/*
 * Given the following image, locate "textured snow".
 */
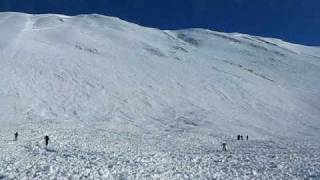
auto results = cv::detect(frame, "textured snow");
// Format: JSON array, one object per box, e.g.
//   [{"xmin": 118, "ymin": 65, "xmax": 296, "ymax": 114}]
[
  {"xmin": 0, "ymin": 12, "xmax": 320, "ymax": 179},
  {"xmin": 1, "ymin": 121, "xmax": 320, "ymax": 179}
]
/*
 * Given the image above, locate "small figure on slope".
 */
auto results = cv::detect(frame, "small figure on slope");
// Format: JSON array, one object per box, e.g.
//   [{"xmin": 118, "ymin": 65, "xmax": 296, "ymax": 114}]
[
  {"xmin": 222, "ymin": 143, "xmax": 227, "ymax": 152},
  {"xmin": 14, "ymin": 132, "xmax": 18, "ymax": 141},
  {"xmin": 44, "ymin": 135, "xmax": 50, "ymax": 147}
]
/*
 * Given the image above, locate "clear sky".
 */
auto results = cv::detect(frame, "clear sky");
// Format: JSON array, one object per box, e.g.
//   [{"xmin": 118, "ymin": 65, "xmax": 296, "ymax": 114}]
[{"xmin": 0, "ymin": 0, "xmax": 319, "ymax": 46}]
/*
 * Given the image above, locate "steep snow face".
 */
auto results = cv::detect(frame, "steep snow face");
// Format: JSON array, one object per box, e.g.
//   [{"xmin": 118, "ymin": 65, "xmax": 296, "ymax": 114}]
[{"xmin": 0, "ymin": 12, "xmax": 319, "ymax": 141}]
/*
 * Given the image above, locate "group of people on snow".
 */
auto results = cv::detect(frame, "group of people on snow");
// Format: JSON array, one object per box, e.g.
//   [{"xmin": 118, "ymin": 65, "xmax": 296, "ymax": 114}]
[
  {"xmin": 14, "ymin": 132, "xmax": 50, "ymax": 147},
  {"xmin": 14, "ymin": 131, "xmax": 249, "ymax": 152},
  {"xmin": 237, "ymin": 134, "xmax": 248, "ymax": 141}
]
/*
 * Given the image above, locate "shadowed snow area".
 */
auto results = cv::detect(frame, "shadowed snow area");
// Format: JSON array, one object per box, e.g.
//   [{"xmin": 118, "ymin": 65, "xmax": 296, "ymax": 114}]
[{"xmin": 0, "ymin": 12, "xmax": 320, "ymax": 179}]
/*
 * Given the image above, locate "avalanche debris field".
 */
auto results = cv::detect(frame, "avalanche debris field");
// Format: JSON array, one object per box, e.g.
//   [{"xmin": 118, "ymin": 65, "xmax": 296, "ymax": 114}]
[{"xmin": 1, "ymin": 120, "xmax": 320, "ymax": 179}]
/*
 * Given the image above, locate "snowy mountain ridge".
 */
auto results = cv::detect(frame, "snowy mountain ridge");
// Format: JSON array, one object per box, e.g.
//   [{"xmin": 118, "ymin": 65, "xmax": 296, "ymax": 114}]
[
  {"xmin": 1, "ymin": 12, "xmax": 320, "ymax": 179},
  {"xmin": 0, "ymin": 12, "xmax": 320, "ymax": 142}
]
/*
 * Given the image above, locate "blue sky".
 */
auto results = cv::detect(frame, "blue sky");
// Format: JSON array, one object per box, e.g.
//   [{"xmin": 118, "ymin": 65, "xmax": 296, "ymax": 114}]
[{"xmin": 1, "ymin": 0, "xmax": 319, "ymax": 46}]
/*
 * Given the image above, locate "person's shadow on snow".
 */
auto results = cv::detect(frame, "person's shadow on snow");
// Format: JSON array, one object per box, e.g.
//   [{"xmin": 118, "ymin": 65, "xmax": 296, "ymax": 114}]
[{"xmin": 45, "ymin": 147, "xmax": 56, "ymax": 153}]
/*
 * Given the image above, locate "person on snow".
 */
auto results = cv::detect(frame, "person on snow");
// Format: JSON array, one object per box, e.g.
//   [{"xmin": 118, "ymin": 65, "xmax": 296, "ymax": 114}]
[
  {"xmin": 222, "ymin": 143, "xmax": 227, "ymax": 151},
  {"xmin": 14, "ymin": 132, "xmax": 18, "ymax": 141},
  {"xmin": 44, "ymin": 135, "xmax": 50, "ymax": 147},
  {"xmin": 237, "ymin": 135, "xmax": 241, "ymax": 140}
]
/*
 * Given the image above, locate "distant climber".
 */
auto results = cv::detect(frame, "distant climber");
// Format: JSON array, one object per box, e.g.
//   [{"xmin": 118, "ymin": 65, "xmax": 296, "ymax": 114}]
[
  {"xmin": 44, "ymin": 135, "xmax": 50, "ymax": 147},
  {"xmin": 14, "ymin": 132, "xmax": 18, "ymax": 141},
  {"xmin": 237, "ymin": 135, "xmax": 241, "ymax": 140},
  {"xmin": 246, "ymin": 135, "xmax": 249, "ymax": 140},
  {"xmin": 240, "ymin": 135, "xmax": 243, "ymax": 140},
  {"xmin": 222, "ymin": 143, "xmax": 227, "ymax": 151}
]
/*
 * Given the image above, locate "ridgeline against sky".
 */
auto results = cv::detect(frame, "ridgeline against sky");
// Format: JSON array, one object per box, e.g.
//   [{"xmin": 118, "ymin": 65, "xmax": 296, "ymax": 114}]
[{"xmin": 0, "ymin": 0, "xmax": 319, "ymax": 46}]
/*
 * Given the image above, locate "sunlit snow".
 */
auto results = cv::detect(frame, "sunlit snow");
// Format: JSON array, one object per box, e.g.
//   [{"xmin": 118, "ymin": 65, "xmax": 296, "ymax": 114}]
[{"xmin": 0, "ymin": 12, "xmax": 319, "ymax": 179}]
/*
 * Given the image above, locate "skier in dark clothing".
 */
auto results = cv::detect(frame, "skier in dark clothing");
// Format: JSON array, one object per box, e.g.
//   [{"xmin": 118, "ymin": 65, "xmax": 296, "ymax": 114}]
[
  {"xmin": 246, "ymin": 135, "xmax": 249, "ymax": 140},
  {"xmin": 14, "ymin": 132, "xmax": 18, "ymax": 141},
  {"xmin": 44, "ymin": 135, "xmax": 50, "ymax": 147},
  {"xmin": 237, "ymin": 135, "xmax": 241, "ymax": 140}
]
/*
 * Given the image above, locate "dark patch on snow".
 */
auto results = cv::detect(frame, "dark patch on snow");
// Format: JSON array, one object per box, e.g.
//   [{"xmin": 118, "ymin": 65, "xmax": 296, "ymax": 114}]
[
  {"xmin": 307, "ymin": 174, "xmax": 320, "ymax": 179},
  {"xmin": 58, "ymin": 18, "xmax": 65, "ymax": 22},
  {"xmin": 172, "ymin": 46, "xmax": 189, "ymax": 53},
  {"xmin": 247, "ymin": 42, "xmax": 269, "ymax": 52},
  {"xmin": 272, "ymin": 50, "xmax": 286, "ymax": 57},
  {"xmin": 183, "ymin": 119, "xmax": 199, "ymax": 126},
  {"xmin": 177, "ymin": 33, "xmax": 201, "ymax": 46},
  {"xmin": 255, "ymin": 37, "xmax": 279, "ymax": 47},
  {"xmin": 172, "ymin": 110, "xmax": 206, "ymax": 129},
  {"xmin": 255, "ymin": 37, "xmax": 298, "ymax": 55},
  {"xmin": 222, "ymin": 59, "xmax": 274, "ymax": 82},
  {"xmin": 211, "ymin": 33, "xmax": 241, "ymax": 43},
  {"xmin": 241, "ymin": 36, "xmax": 288, "ymax": 57},
  {"xmin": 141, "ymin": 42, "xmax": 166, "ymax": 57},
  {"xmin": 45, "ymin": 147, "xmax": 57, "ymax": 153},
  {"xmin": 144, "ymin": 47, "xmax": 166, "ymax": 57},
  {"xmin": 163, "ymin": 31, "xmax": 179, "ymax": 41},
  {"xmin": 75, "ymin": 44, "xmax": 99, "ymax": 54},
  {"xmin": 175, "ymin": 57, "xmax": 183, "ymax": 61}
]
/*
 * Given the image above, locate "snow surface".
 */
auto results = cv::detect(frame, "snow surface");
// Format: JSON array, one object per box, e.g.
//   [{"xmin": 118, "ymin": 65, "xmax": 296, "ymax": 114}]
[{"xmin": 0, "ymin": 12, "xmax": 320, "ymax": 179}]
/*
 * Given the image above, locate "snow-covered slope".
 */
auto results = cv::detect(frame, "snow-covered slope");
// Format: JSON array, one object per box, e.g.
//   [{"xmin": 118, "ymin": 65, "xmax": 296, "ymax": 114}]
[
  {"xmin": 0, "ymin": 12, "xmax": 319, "ymax": 141},
  {"xmin": 1, "ymin": 12, "xmax": 320, "ymax": 179}
]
